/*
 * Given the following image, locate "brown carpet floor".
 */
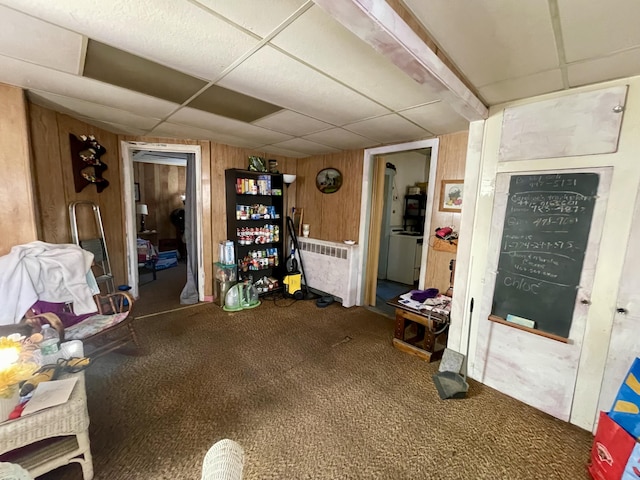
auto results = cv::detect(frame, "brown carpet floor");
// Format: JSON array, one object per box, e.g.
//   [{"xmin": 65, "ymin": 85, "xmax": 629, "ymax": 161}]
[{"xmin": 40, "ymin": 299, "xmax": 592, "ymax": 479}]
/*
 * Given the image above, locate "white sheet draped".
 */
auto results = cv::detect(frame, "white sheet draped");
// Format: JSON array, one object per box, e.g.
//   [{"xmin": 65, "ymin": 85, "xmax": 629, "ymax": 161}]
[{"xmin": 0, "ymin": 241, "xmax": 98, "ymax": 325}]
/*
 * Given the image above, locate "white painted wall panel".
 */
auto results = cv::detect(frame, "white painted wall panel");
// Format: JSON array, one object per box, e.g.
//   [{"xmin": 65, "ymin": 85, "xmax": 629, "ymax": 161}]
[{"xmin": 499, "ymin": 86, "xmax": 627, "ymax": 161}]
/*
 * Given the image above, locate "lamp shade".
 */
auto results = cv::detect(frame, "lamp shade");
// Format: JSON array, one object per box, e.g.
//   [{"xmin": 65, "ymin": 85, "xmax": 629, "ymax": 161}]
[
  {"xmin": 283, "ymin": 174, "xmax": 296, "ymax": 185},
  {"xmin": 136, "ymin": 204, "xmax": 148, "ymax": 215}
]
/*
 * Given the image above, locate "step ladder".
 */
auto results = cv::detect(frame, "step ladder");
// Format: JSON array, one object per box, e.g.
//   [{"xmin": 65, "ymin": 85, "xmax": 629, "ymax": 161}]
[{"xmin": 69, "ymin": 201, "xmax": 115, "ymax": 294}]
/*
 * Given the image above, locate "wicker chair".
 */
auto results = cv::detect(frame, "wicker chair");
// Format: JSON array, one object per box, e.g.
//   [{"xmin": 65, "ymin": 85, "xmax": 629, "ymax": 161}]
[
  {"xmin": 24, "ymin": 291, "xmax": 139, "ymax": 359},
  {"xmin": 201, "ymin": 439, "xmax": 244, "ymax": 480}
]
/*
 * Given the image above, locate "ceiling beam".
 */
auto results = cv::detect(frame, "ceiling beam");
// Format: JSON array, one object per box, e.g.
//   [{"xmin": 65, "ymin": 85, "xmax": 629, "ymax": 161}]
[{"xmin": 312, "ymin": 0, "xmax": 488, "ymax": 121}]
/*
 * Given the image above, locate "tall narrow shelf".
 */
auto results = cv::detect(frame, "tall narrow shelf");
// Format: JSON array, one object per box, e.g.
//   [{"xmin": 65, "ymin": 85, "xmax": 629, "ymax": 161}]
[
  {"xmin": 225, "ymin": 169, "xmax": 285, "ymax": 289},
  {"xmin": 403, "ymin": 194, "xmax": 427, "ymax": 233}
]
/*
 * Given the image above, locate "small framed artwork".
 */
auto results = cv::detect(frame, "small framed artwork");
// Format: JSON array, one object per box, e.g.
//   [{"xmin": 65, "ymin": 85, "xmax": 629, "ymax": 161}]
[
  {"xmin": 134, "ymin": 182, "xmax": 140, "ymax": 202},
  {"xmin": 316, "ymin": 168, "xmax": 343, "ymax": 194},
  {"xmin": 439, "ymin": 179, "xmax": 464, "ymax": 212}
]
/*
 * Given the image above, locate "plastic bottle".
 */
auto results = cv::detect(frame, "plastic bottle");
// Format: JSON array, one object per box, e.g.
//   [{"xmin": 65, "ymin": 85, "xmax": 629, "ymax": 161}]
[{"xmin": 40, "ymin": 324, "xmax": 60, "ymax": 364}]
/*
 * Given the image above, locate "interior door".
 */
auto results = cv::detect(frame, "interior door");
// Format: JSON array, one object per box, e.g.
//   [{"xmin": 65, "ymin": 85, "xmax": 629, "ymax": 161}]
[
  {"xmin": 473, "ymin": 167, "xmax": 612, "ymax": 422},
  {"xmin": 364, "ymin": 156, "xmax": 386, "ymax": 306},
  {"xmin": 597, "ymin": 190, "xmax": 640, "ymax": 415}
]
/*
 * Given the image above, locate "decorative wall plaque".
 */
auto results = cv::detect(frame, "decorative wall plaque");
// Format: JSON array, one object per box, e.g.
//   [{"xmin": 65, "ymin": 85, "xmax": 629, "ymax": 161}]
[{"xmin": 69, "ymin": 134, "xmax": 109, "ymax": 193}]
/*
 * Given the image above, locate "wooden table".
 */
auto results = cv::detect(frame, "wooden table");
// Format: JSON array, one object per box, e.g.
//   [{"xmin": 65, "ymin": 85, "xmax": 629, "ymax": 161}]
[{"xmin": 387, "ymin": 294, "xmax": 451, "ymax": 363}]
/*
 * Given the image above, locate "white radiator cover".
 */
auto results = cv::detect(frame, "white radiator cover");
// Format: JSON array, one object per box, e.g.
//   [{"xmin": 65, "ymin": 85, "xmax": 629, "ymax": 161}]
[{"xmin": 297, "ymin": 238, "xmax": 359, "ymax": 307}]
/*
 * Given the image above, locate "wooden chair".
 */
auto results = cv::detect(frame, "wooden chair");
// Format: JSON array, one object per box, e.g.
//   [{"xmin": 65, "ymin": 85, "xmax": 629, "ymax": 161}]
[{"xmin": 24, "ymin": 291, "xmax": 139, "ymax": 359}]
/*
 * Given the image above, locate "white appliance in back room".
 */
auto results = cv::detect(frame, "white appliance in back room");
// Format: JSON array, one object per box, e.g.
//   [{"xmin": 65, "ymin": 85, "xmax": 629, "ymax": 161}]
[
  {"xmin": 377, "ymin": 163, "xmax": 397, "ymax": 280},
  {"xmin": 387, "ymin": 230, "xmax": 423, "ymax": 285}
]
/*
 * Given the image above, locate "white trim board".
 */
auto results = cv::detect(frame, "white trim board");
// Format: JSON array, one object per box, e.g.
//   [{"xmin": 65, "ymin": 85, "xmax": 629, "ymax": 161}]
[{"xmin": 357, "ymin": 138, "xmax": 440, "ymax": 305}]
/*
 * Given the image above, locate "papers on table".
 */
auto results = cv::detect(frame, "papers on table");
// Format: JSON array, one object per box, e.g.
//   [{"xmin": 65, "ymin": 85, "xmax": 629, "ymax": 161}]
[
  {"xmin": 21, "ymin": 378, "xmax": 77, "ymax": 416},
  {"xmin": 398, "ymin": 292, "xmax": 452, "ymax": 316}
]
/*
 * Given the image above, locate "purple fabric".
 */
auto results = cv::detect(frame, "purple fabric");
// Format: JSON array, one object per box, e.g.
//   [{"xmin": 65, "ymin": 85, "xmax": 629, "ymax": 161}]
[
  {"xmin": 410, "ymin": 288, "xmax": 439, "ymax": 302},
  {"xmin": 29, "ymin": 300, "xmax": 94, "ymax": 328}
]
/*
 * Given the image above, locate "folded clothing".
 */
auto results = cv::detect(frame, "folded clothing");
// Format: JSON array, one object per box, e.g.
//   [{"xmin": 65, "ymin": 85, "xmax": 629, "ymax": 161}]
[{"xmin": 410, "ymin": 288, "xmax": 439, "ymax": 302}]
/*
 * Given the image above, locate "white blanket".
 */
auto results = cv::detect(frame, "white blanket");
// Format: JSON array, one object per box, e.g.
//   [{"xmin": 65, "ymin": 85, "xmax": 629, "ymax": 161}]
[{"xmin": 0, "ymin": 241, "xmax": 99, "ymax": 325}]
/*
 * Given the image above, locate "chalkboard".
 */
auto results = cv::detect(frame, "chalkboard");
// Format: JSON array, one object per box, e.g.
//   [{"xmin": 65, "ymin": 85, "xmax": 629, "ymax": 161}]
[{"xmin": 492, "ymin": 173, "xmax": 599, "ymax": 338}]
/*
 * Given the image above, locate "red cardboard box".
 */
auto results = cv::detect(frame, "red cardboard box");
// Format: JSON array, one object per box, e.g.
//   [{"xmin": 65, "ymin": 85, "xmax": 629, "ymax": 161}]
[{"xmin": 589, "ymin": 412, "xmax": 640, "ymax": 480}]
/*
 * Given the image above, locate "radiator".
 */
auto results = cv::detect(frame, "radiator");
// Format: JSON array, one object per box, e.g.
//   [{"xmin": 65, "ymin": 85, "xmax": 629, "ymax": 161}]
[{"xmin": 297, "ymin": 238, "xmax": 359, "ymax": 307}]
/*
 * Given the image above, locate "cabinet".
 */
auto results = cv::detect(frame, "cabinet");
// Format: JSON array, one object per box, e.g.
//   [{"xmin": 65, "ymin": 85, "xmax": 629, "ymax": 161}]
[
  {"xmin": 403, "ymin": 194, "xmax": 427, "ymax": 233},
  {"xmin": 225, "ymin": 169, "xmax": 285, "ymax": 289}
]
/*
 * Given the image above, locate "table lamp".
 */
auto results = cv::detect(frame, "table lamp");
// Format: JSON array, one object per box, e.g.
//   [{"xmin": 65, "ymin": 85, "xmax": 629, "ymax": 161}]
[{"xmin": 136, "ymin": 203, "xmax": 148, "ymax": 232}]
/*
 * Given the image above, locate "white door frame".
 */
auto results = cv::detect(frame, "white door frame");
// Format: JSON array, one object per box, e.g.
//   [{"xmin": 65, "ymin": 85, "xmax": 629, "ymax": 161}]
[
  {"xmin": 357, "ymin": 138, "xmax": 440, "ymax": 305},
  {"xmin": 120, "ymin": 141, "xmax": 204, "ymax": 301}
]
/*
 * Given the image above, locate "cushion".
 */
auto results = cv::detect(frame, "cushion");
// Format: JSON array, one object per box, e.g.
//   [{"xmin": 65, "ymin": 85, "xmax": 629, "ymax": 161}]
[
  {"xmin": 65, "ymin": 311, "xmax": 130, "ymax": 340},
  {"xmin": 29, "ymin": 300, "xmax": 94, "ymax": 328}
]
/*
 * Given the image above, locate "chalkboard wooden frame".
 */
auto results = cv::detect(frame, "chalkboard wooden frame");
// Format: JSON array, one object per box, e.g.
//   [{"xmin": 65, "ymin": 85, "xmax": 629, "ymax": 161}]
[
  {"xmin": 489, "ymin": 172, "xmax": 600, "ymax": 339},
  {"xmin": 481, "ymin": 168, "xmax": 612, "ymax": 345}
]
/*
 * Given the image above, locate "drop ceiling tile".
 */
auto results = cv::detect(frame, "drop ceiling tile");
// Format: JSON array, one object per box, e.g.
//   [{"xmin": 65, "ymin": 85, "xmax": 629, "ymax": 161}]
[
  {"xmin": 188, "ymin": 84, "xmax": 282, "ymax": 123},
  {"xmin": 403, "ymin": 0, "xmax": 558, "ymax": 86},
  {"xmin": 0, "ymin": 5, "xmax": 82, "ymax": 73},
  {"xmin": 343, "ymin": 114, "xmax": 429, "ymax": 143},
  {"xmin": 192, "ymin": 0, "xmax": 308, "ymax": 37},
  {"xmin": 477, "ymin": 69, "xmax": 564, "ymax": 106},
  {"xmin": 272, "ymin": 138, "xmax": 340, "ymax": 155},
  {"xmin": 271, "ymin": 5, "xmax": 441, "ymax": 110},
  {"xmin": 559, "ymin": 0, "xmax": 640, "ymax": 62},
  {"xmin": 260, "ymin": 145, "xmax": 309, "ymax": 158},
  {"xmin": 73, "ymin": 117, "xmax": 149, "ymax": 136},
  {"xmin": 567, "ymin": 48, "xmax": 640, "ymax": 88},
  {"xmin": 84, "ymin": 40, "xmax": 207, "ymax": 104},
  {"xmin": 399, "ymin": 102, "xmax": 467, "ymax": 135},
  {"xmin": 253, "ymin": 110, "xmax": 334, "ymax": 136},
  {"xmin": 1, "ymin": 0, "xmax": 258, "ymax": 80},
  {"xmin": 168, "ymin": 107, "xmax": 293, "ymax": 145},
  {"xmin": 28, "ymin": 90, "xmax": 161, "ymax": 130},
  {"xmin": 303, "ymin": 128, "xmax": 378, "ymax": 150},
  {"xmin": 0, "ymin": 54, "xmax": 180, "ymax": 118},
  {"xmin": 151, "ymin": 122, "xmax": 263, "ymax": 149},
  {"xmin": 218, "ymin": 45, "xmax": 389, "ymax": 125}
]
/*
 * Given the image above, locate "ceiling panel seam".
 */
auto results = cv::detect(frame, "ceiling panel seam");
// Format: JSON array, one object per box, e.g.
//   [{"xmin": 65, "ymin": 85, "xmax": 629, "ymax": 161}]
[{"xmin": 547, "ymin": 0, "xmax": 569, "ymax": 89}]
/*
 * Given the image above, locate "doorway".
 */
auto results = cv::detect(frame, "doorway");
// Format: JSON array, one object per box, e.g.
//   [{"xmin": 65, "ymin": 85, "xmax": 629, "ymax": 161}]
[
  {"xmin": 374, "ymin": 148, "xmax": 432, "ymax": 316},
  {"xmin": 121, "ymin": 141, "xmax": 204, "ymax": 310},
  {"xmin": 357, "ymin": 138, "xmax": 440, "ymax": 309}
]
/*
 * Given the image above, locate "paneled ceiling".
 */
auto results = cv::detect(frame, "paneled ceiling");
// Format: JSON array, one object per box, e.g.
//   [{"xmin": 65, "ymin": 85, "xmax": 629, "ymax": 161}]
[{"xmin": 0, "ymin": 0, "xmax": 637, "ymax": 157}]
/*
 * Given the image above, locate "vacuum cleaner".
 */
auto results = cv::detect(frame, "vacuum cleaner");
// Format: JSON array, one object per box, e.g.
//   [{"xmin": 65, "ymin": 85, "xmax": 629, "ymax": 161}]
[{"xmin": 282, "ymin": 216, "xmax": 316, "ymax": 301}]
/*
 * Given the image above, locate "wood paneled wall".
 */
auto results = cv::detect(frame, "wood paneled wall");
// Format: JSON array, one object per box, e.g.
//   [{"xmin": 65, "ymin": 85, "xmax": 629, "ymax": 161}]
[
  {"xmin": 133, "ymin": 162, "xmax": 186, "ymax": 240},
  {"xmin": 295, "ymin": 150, "xmax": 364, "ymax": 242},
  {"xmin": 29, "ymin": 103, "xmax": 127, "ymax": 285},
  {"xmin": 0, "ymin": 84, "xmax": 38, "ymax": 255},
  {"xmin": 424, "ymin": 131, "xmax": 469, "ymax": 292}
]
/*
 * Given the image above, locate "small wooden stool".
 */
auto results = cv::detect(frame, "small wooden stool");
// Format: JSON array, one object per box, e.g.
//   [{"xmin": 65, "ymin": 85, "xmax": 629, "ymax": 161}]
[{"xmin": 387, "ymin": 295, "xmax": 450, "ymax": 362}]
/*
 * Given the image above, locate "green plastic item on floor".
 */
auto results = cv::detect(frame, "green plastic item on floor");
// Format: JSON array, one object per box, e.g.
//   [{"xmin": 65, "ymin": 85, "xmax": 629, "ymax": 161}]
[{"xmin": 223, "ymin": 281, "xmax": 260, "ymax": 312}]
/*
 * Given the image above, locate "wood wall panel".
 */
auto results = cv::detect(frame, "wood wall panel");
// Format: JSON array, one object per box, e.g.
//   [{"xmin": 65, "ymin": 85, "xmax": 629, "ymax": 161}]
[
  {"xmin": 29, "ymin": 103, "xmax": 66, "ymax": 244},
  {"xmin": 295, "ymin": 158, "xmax": 323, "ymax": 238},
  {"xmin": 321, "ymin": 150, "xmax": 363, "ymax": 242},
  {"xmin": 0, "ymin": 84, "xmax": 37, "ymax": 255},
  {"xmin": 293, "ymin": 150, "xmax": 363, "ymax": 242},
  {"xmin": 133, "ymin": 162, "xmax": 186, "ymax": 240},
  {"xmin": 424, "ymin": 131, "xmax": 469, "ymax": 292},
  {"xmin": 55, "ymin": 113, "xmax": 127, "ymax": 285}
]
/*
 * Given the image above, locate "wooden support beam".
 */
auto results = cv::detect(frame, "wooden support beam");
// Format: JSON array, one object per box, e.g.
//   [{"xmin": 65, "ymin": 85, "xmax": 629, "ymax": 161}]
[{"xmin": 312, "ymin": 0, "xmax": 488, "ymax": 121}]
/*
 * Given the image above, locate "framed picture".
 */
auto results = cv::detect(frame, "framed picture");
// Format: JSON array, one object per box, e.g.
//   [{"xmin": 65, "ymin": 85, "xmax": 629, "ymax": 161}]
[
  {"xmin": 439, "ymin": 179, "xmax": 464, "ymax": 212},
  {"xmin": 134, "ymin": 182, "xmax": 140, "ymax": 202},
  {"xmin": 316, "ymin": 168, "xmax": 343, "ymax": 194}
]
